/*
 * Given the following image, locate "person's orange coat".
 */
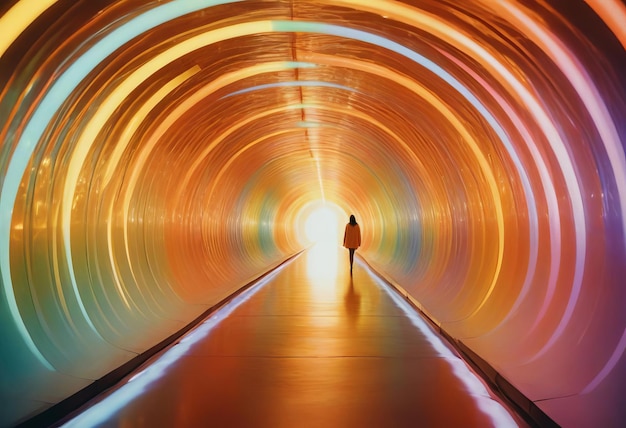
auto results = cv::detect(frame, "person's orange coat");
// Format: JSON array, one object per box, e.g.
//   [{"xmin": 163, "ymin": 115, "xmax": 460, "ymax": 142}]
[{"xmin": 343, "ymin": 224, "xmax": 361, "ymax": 249}]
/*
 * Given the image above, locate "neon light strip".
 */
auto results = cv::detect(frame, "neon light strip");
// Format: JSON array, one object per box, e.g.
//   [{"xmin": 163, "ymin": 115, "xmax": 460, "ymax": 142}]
[
  {"xmin": 365, "ymin": 260, "xmax": 519, "ymax": 428},
  {"xmin": 103, "ymin": 66, "xmax": 201, "ymax": 311},
  {"xmin": 584, "ymin": 0, "xmax": 626, "ymax": 49},
  {"xmin": 0, "ymin": 0, "xmax": 241, "ymax": 367},
  {"xmin": 500, "ymin": 3, "xmax": 625, "ymax": 364},
  {"xmin": 327, "ymin": 0, "xmax": 588, "ymax": 335},
  {"xmin": 272, "ymin": 21, "xmax": 506, "ymax": 319},
  {"xmin": 436, "ymin": 51, "xmax": 548, "ymax": 325},
  {"xmin": 0, "ymin": 0, "xmax": 58, "ymax": 59},
  {"xmin": 225, "ymin": 80, "xmax": 355, "ymax": 97},
  {"xmin": 126, "ymin": 61, "xmax": 315, "ymax": 208},
  {"xmin": 60, "ymin": 259, "xmax": 294, "ymax": 427}
]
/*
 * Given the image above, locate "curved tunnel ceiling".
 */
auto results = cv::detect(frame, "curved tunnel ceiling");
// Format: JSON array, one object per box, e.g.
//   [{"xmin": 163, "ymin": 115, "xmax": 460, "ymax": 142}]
[{"xmin": 1, "ymin": 1, "xmax": 625, "ymax": 426}]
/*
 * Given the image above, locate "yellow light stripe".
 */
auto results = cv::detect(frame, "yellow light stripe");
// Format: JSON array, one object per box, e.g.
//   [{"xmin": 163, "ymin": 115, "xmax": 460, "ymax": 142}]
[
  {"xmin": 0, "ymin": 0, "xmax": 58, "ymax": 59},
  {"xmin": 103, "ymin": 66, "xmax": 201, "ymax": 310}
]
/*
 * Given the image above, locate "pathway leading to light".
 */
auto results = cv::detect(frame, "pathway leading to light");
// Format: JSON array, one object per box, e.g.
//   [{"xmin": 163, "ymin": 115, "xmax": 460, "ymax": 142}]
[{"xmin": 61, "ymin": 245, "xmax": 525, "ymax": 427}]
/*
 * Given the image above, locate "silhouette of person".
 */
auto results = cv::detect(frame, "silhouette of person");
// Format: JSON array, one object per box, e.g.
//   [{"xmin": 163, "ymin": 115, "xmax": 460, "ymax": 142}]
[{"xmin": 343, "ymin": 214, "xmax": 361, "ymax": 275}]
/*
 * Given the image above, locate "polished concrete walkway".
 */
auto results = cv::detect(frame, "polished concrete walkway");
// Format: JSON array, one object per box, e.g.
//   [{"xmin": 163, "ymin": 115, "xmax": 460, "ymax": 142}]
[{"xmin": 62, "ymin": 245, "xmax": 525, "ymax": 427}]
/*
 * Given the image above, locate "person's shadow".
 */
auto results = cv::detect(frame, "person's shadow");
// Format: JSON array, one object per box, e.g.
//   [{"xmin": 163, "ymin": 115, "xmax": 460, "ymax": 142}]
[{"xmin": 344, "ymin": 277, "xmax": 361, "ymax": 327}]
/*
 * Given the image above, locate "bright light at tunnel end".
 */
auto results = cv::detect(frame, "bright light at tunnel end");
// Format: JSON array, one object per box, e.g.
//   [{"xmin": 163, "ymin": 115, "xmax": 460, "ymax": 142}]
[{"xmin": 302, "ymin": 203, "xmax": 346, "ymax": 246}]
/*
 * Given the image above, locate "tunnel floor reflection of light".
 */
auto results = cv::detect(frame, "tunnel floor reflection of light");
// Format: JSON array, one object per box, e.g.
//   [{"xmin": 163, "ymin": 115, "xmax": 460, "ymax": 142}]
[
  {"xmin": 58, "ymin": 247, "xmax": 523, "ymax": 427},
  {"xmin": 366, "ymin": 263, "xmax": 519, "ymax": 428},
  {"xmin": 307, "ymin": 242, "xmax": 341, "ymax": 301},
  {"xmin": 58, "ymin": 260, "xmax": 293, "ymax": 428}
]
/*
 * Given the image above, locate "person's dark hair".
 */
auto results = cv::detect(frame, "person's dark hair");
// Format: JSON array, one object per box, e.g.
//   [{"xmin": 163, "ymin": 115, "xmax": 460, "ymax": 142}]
[{"xmin": 349, "ymin": 214, "xmax": 357, "ymax": 226}]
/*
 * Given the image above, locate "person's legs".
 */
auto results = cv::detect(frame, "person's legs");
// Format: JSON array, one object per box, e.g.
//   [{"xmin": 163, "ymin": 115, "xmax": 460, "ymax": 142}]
[{"xmin": 349, "ymin": 248, "xmax": 355, "ymax": 273}]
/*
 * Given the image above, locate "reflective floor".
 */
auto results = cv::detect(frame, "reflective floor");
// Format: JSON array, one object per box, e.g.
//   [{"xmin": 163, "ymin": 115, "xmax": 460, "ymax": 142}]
[{"xmin": 62, "ymin": 245, "xmax": 525, "ymax": 427}]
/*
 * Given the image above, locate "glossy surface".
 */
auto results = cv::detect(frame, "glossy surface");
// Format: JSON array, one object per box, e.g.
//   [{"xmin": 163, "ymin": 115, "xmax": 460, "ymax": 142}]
[
  {"xmin": 0, "ymin": 1, "xmax": 625, "ymax": 427},
  {"xmin": 62, "ymin": 246, "xmax": 522, "ymax": 428}
]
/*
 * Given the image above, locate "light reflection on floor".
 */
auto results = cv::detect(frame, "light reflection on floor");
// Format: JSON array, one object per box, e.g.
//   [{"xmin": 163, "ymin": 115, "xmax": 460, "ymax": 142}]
[
  {"xmin": 60, "ymin": 246, "xmax": 523, "ymax": 427},
  {"xmin": 306, "ymin": 242, "xmax": 341, "ymax": 294},
  {"xmin": 59, "ymin": 261, "xmax": 293, "ymax": 428},
  {"xmin": 368, "ymin": 268, "xmax": 520, "ymax": 427}
]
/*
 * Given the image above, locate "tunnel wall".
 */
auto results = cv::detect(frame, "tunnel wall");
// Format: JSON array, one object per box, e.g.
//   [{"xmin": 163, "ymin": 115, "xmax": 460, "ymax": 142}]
[{"xmin": 1, "ymin": 1, "xmax": 625, "ymax": 427}]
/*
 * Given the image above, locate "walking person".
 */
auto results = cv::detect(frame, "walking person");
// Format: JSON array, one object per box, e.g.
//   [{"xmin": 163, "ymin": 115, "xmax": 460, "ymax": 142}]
[{"xmin": 343, "ymin": 214, "xmax": 361, "ymax": 275}]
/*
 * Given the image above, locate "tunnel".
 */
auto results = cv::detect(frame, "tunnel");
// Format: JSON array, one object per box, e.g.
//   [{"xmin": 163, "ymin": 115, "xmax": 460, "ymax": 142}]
[{"xmin": 1, "ymin": 0, "xmax": 625, "ymax": 426}]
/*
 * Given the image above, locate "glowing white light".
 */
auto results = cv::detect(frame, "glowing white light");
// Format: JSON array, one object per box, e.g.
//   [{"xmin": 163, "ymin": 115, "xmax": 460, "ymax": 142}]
[
  {"xmin": 306, "ymin": 243, "xmax": 340, "ymax": 298},
  {"xmin": 304, "ymin": 205, "xmax": 342, "ymax": 245}
]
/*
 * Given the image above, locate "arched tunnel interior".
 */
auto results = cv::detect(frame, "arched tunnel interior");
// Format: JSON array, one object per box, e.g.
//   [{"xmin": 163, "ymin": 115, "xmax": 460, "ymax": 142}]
[{"xmin": 1, "ymin": 1, "xmax": 625, "ymax": 426}]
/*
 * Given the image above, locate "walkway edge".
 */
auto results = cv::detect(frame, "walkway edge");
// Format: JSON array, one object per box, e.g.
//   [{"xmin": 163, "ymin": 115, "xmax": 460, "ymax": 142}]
[
  {"xmin": 19, "ymin": 251, "xmax": 304, "ymax": 428},
  {"xmin": 359, "ymin": 256, "xmax": 559, "ymax": 428}
]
